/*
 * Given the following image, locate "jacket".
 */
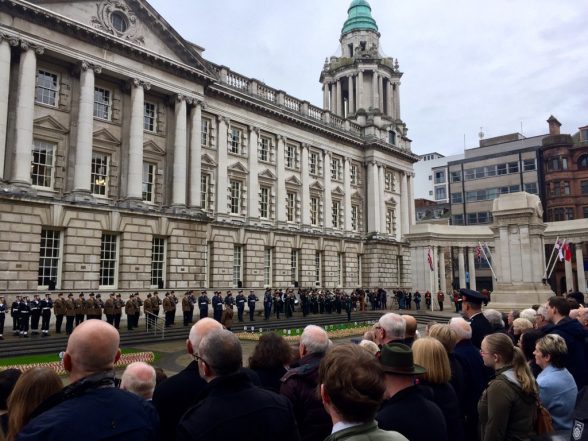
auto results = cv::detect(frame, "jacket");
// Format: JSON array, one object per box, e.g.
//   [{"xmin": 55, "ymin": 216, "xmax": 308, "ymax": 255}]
[
  {"xmin": 325, "ymin": 421, "xmax": 408, "ymax": 441},
  {"xmin": 418, "ymin": 381, "xmax": 466, "ymax": 441},
  {"xmin": 536, "ymin": 364, "xmax": 577, "ymax": 430},
  {"xmin": 478, "ymin": 366, "xmax": 536, "ymax": 441},
  {"xmin": 469, "ymin": 312, "xmax": 493, "ymax": 349}
]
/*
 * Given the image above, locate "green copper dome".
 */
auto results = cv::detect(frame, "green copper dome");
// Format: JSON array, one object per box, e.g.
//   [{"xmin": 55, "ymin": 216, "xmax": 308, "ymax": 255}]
[{"xmin": 341, "ymin": 0, "xmax": 379, "ymax": 35}]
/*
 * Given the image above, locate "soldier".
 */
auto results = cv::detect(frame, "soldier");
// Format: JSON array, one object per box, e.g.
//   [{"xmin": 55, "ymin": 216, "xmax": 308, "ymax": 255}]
[
  {"xmin": 162, "ymin": 292, "xmax": 174, "ymax": 328},
  {"xmin": 248, "ymin": 290, "xmax": 259, "ymax": 322},
  {"xmin": 0, "ymin": 295, "xmax": 6, "ymax": 339},
  {"xmin": 86, "ymin": 293, "xmax": 97, "ymax": 320},
  {"xmin": 18, "ymin": 296, "xmax": 31, "ymax": 337},
  {"xmin": 74, "ymin": 293, "xmax": 86, "ymax": 326},
  {"xmin": 65, "ymin": 293, "xmax": 76, "ymax": 335},
  {"xmin": 133, "ymin": 293, "xmax": 143, "ymax": 329},
  {"xmin": 152, "ymin": 291, "xmax": 162, "ymax": 321},
  {"xmin": 30, "ymin": 294, "xmax": 41, "ymax": 335},
  {"xmin": 436, "ymin": 290, "xmax": 445, "ymax": 311},
  {"xmin": 94, "ymin": 294, "xmax": 104, "ymax": 320},
  {"xmin": 40, "ymin": 293, "xmax": 53, "ymax": 337},
  {"xmin": 113, "ymin": 294, "xmax": 123, "ymax": 329},
  {"xmin": 198, "ymin": 290, "xmax": 210, "ymax": 320},
  {"xmin": 263, "ymin": 289, "xmax": 273, "ymax": 320},
  {"xmin": 222, "ymin": 291, "xmax": 235, "ymax": 330},
  {"xmin": 170, "ymin": 291, "xmax": 178, "ymax": 325},
  {"xmin": 11, "ymin": 295, "xmax": 21, "ymax": 336},
  {"xmin": 104, "ymin": 293, "xmax": 115, "ymax": 325},
  {"xmin": 212, "ymin": 291, "xmax": 223, "ymax": 323},
  {"xmin": 235, "ymin": 290, "xmax": 246, "ymax": 322},
  {"xmin": 143, "ymin": 293, "xmax": 153, "ymax": 329},
  {"xmin": 425, "ymin": 291, "xmax": 432, "ymax": 309},
  {"xmin": 125, "ymin": 294, "xmax": 137, "ymax": 331},
  {"xmin": 182, "ymin": 291, "xmax": 192, "ymax": 327},
  {"xmin": 53, "ymin": 293, "xmax": 66, "ymax": 334}
]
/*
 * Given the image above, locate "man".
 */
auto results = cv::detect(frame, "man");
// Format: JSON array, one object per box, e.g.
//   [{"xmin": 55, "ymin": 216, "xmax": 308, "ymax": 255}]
[
  {"xmin": 143, "ymin": 293, "xmax": 153, "ymax": 328},
  {"xmin": 248, "ymin": 290, "xmax": 259, "ymax": 321},
  {"xmin": 18, "ymin": 320, "xmax": 159, "ymax": 441},
  {"xmin": 535, "ymin": 304, "xmax": 550, "ymax": 329},
  {"xmin": 74, "ymin": 293, "xmax": 85, "ymax": 326},
  {"xmin": 212, "ymin": 291, "xmax": 223, "ymax": 323},
  {"xmin": 40, "ymin": 293, "xmax": 53, "ymax": 337},
  {"xmin": 182, "ymin": 291, "xmax": 192, "ymax": 326},
  {"xmin": 65, "ymin": 293, "xmax": 76, "ymax": 335},
  {"xmin": 235, "ymin": 290, "xmax": 246, "ymax": 322},
  {"xmin": 30, "ymin": 294, "xmax": 41, "ymax": 335},
  {"xmin": 0, "ymin": 296, "xmax": 6, "ymax": 340},
  {"xmin": 94, "ymin": 294, "xmax": 104, "ymax": 320},
  {"xmin": 113, "ymin": 294, "xmax": 123, "ymax": 329},
  {"xmin": 177, "ymin": 329, "xmax": 300, "ymax": 441},
  {"xmin": 374, "ymin": 312, "xmax": 406, "ymax": 347},
  {"xmin": 280, "ymin": 325, "xmax": 331, "ymax": 441},
  {"xmin": 18, "ymin": 296, "xmax": 30, "ymax": 337},
  {"xmin": 263, "ymin": 289, "xmax": 273, "ymax": 320},
  {"xmin": 133, "ymin": 293, "xmax": 143, "ymax": 328},
  {"xmin": 125, "ymin": 293, "xmax": 137, "ymax": 331},
  {"xmin": 121, "ymin": 361, "xmax": 157, "ymax": 400},
  {"xmin": 86, "ymin": 293, "xmax": 96, "ymax": 320},
  {"xmin": 104, "ymin": 293, "xmax": 115, "ymax": 325},
  {"xmin": 152, "ymin": 318, "xmax": 223, "ymax": 441},
  {"xmin": 436, "ymin": 290, "xmax": 445, "ymax": 311},
  {"xmin": 400, "ymin": 315, "xmax": 417, "ymax": 346},
  {"xmin": 544, "ymin": 296, "xmax": 588, "ymax": 389},
  {"xmin": 376, "ymin": 343, "xmax": 447, "ymax": 441},
  {"xmin": 10, "ymin": 296, "xmax": 20, "ymax": 336},
  {"xmin": 198, "ymin": 290, "xmax": 209, "ymax": 320},
  {"xmin": 460, "ymin": 288, "xmax": 492, "ymax": 349},
  {"xmin": 53, "ymin": 292, "xmax": 66, "ymax": 334},
  {"xmin": 578, "ymin": 307, "xmax": 588, "ymax": 330},
  {"xmin": 320, "ymin": 344, "xmax": 408, "ymax": 441},
  {"xmin": 163, "ymin": 292, "xmax": 175, "ymax": 328},
  {"xmin": 152, "ymin": 291, "xmax": 162, "ymax": 321}
]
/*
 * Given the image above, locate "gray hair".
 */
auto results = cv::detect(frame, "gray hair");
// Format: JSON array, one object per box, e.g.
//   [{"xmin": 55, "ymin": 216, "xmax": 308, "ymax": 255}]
[
  {"xmin": 120, "ymin": 362, "xmax": 156, "ymax": 400},
  {"xmin": 519, "ymin": 308, "xmax": 537, "ymax": 325},
  {"xmin": 199, "ymin": 329, "xmax": 242, "ymax": 376},
  {"xmin": 449, "ymin": 317, "xmax": 472, "ymax": 341},
  {"xmin": 483, "ymin": 309, "xmax": 504, "ymax": 329},
  {"xmin": 379, "ymin": 313, "xmax": 406, "ymax": 339},
  {"xmin": 536, "ymin": 304, "xmax": 549, "ymax": 320},
  {"xmin": 300, "ymin": 325, "xmax": 329, "ymax": 355}
]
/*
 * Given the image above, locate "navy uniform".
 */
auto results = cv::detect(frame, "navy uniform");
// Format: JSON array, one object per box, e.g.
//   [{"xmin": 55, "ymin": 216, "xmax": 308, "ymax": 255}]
[
  {"xmin": 65, "ymin": 294, "xmax": 76, "ymax": 334},
  {"xmin": 53, "ymin": 293, "xmax": 66, "ymax": 333},
  {"xmin": 247, "ymin": 291, "xmax": 259, "ymax": 321},
  {"xmin": 11, "ymin": 296, "xmax": 20, "ymax": 336},
  {"xmin": 40, "ymin": 294, "xmax": 53, "ymax": 337},
  {"xmin": 18, "ymin": 296, "xmax": 31, "ymax": 337},
  {"xmin": 198, "ymin": 291, "xmax": 210, "ymax": 319},
  {"xmin": 212, "ymin": 292, "xmax": 223, "ymax": 323},
  {"xmin": 460, "ymin": 288, "xmax": 493, "ymax": 349},
  {"xmin": 263, "ymin": 290, "xmax": 273, "ymax": 320},
  {"xmin": 0, "ymin": 296, "xmax": 6, "ymax": 339},
  {"xmin": 30, "ymin": 295, "xmax": 41, "ymax": 335},
  {"xmin": 235, "ymin": 291, "xmax": 246, "ymax": 322}
]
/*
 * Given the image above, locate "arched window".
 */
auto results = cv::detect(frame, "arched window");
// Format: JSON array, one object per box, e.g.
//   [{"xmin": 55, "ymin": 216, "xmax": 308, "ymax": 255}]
[{"xmin": 578, "ymin": 155, "xmax": 588, "ymax": 169}]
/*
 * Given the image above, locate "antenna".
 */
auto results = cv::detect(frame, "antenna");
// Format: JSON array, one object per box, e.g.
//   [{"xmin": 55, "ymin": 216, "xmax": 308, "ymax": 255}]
[
  {"xmin": 478, "ymin": 126, "xmax": 484, "ymax": 140},
  {"xmin": 520, "ymin": 120, "xmax": 523, "ymax": 135}
]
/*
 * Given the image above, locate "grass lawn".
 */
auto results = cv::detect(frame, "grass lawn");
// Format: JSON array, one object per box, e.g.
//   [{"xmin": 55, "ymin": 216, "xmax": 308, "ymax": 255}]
[{"xmin": 0, "ymin": 348, "xmax": 159, "ymax": 367}]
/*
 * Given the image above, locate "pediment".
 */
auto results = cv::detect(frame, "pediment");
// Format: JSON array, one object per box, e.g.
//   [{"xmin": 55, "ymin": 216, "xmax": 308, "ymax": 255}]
[
  {"xmin": 201, "ymin": 153, "xmax": 217, "ymax": 167},
  {"xmin": 351, "ymin": 190, "xmax": 363, "ymax": 200},
  {"xmin": 33, "ymin": 115, "xmax": 69, "ymax": 134},
  {"xmin": 143, "ymin": 140, "xmax": 165, "ymax": 155},
  {"xmin": 332, "ymin": 186, "xmax": 345, "ymax": 197},
  {"xmin": 258, "ymin": 169, "xmax": 277, "ymax": 181},
  {"xmin": 227, "ymin": 162, "xmax": 248, "ymax": 175},
  {"xmin": 309, "ymin": 181, "xmax": 324, "ymax": 192},
  {"xmin": 384, "ymin": 196, "xmax": 397, "ymax": 206},
  {"xmin": 285, "ymin": 175, "xmax": 302, "ymax": 187},
  {"xmin": 93, "ymin": 128, "xmax": 120, "ymax": 145}
]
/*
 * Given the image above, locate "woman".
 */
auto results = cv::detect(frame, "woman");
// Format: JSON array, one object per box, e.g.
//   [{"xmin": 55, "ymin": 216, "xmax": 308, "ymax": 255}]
[
  {"xmin": 518, "ymin": 328, "xmax": 543, "ymax": 378},
  {"xmin": 427, "ymin": 324, "xmax": 465, "ymax": 404},
  {"xmin": 6, "ymin": 367, "xmax": 62, "ymax": 441},
  {"xmin": 534, "ymin": 334, "xmax": 577, "ymax": 430},
  {"xmin": 248, "ymin": 332, "xmax": 294, "ymax": 393},
  {"xmin": 478, "ymin": 333, "xmax": 537, "ymax": 441},
  {"xmin": 511, "ymin": 318, "xmax": 533, "ymax": 345},
  {"xmin": 412, "ymin": 337, "xmax": 466, "ymax": 441}
]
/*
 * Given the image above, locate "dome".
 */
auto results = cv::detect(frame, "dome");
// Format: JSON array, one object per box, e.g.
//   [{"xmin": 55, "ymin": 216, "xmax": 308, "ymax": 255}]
[{"xmin": 341, "ymin": 0, "xmax": 379, "ymax": 35}]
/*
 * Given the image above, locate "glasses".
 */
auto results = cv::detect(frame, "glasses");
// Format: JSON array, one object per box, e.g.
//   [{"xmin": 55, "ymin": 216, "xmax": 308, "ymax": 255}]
[{"xmin": 193, "ymin": 353, "xmax": 209, "ymax": 366}]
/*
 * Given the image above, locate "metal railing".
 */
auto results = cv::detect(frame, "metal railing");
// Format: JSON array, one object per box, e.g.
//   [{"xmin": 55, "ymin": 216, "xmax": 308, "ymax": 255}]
[{"xmin": 145, "ymin": 312, "xmax": 165, "ymax": 339}]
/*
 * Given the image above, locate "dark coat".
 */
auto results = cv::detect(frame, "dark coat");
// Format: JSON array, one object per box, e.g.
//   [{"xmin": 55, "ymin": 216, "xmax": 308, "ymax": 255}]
[
  {"xmin": 418, "ymin": 381, "xmax": 466, "ymax": 441},
  {"xmin": 377, "ymin": 385, "xmax": 448, "ymax": 441},
  {"xmin": 470, "ymin": 312, "xmax": 493, "ymax": 349},
  {"xmin": 177, "ymin": 372, "xmax": 300, "ymax": 441},
  {"xmin": 252, "ymin": 366, "xmax": 287, "ymax": 394},
  {"xmin": 544, "ymin": 317, "xmax": 588, "ymax": 389},
  {"xmin": 280, "ymin": 352, "xmax": 331, "ymax": 441}
]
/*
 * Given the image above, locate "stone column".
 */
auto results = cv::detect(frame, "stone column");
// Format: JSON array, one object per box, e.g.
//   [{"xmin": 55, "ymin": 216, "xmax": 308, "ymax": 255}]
[
  {"xmin": 372, "ymin": 71, "xmax": 379, "ymax": 110},
  {"xmin": 0, "ymin": 36, "xmax": 11, "ymax": 180},
  {"xmin": 247, "ymin": 126, "xmax": 259, "ymax": 219},
  {"xmin": 394, "ymin": 82, "xmax": 401, "ymax": 119},
  {"xmin": 358, "ymin": 70, "xmax": 364, "ymax": 110},
  {"xmin": 348, "ymin": 75, "xmax": 355, "ymax": 115},
  {"xmin": 344, "ymin": 158, "xmax": 352, "ymax": 231},
  {"xmin": 366, "ymin": 161, "xmax": 379, "ymax": 232},
  {"xmin": 576, "ymin": 245, "xmax": 586, "ymax": 293},
  {"xmin": 565, "ymin": 256, "xmax": 575, "ymax": 292},
  {"xmin": 408, "ymin": 174, "xmax": 416, "ymax": 225},
  {"xmin": 468, "ymin": 247, "xmax": 477, "ymax": 291},
  {"xmin": 433, "ymin": 246, "xmax": 439, "ymax": 292},
  {"xmin": 386, "ymin": 79, "xmax": 393, "ymax": 117},
  {"xmin": 301, "ymin": 144, "xmax": 311, "ymax": 225},
  {"xmin": 12, "ymin": 42, "xmax": 43, "ymax": 185},
  {"xmin": 323, "ymin": 83, "xmax": 329, "ymax": 110},
  {"xmin": 332, "ymin": 81, "xmax": 338, "ymax": 116},
  {"xmin": 189, "ymin": 100, "xmax": 203, "ymax": 208},
  {"xmin": 216, "ymin": 116, "xmax": 229, "ymax": 214},
  {"xmin": 172, "ymin": 95, "xmax": 187, "ymax": 206},
  {"xmin": 276, "ymin": 135, "xmax": 287, "ymax": 222},
  {"xmin": 439, "ymin": 246, "xmax": 447, "ymax": 293},
  {"xmin": 378, "ymin": 165, "xmax": 386, "ymax": 233},
  {"xmin": 379, "ymin": 76, "xmax": 385, "ymax": 110},
  {"xmin": 337, "ymin": 78, "xmax": 344, "ymax": 116},
  {"xmin": 400, "ymin": 172, "xmax": 409, "ymax": 237},
  {"xmin": 458, "ymin": 247, "xmax": 466, "ymax": 289},
  {"xmin": 73, "ymin": 61, "xmax": 100, "ymax": 193},
  {"xmin": 323, "ymin": 151, "xmax": 332, "ymax": 229},
  {"xmin": 127, "ymin": 79, "xmax": 150, "ymax": 200}
]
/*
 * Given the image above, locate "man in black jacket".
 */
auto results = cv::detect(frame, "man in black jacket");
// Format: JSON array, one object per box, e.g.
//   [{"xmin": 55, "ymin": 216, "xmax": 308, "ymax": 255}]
[{"xmin": 460, "ymin": 288, "xmax": 492, "ymax": 349}]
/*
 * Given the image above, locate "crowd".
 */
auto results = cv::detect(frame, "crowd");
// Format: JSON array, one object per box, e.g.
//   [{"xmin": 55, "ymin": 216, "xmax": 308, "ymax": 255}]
[{"xmin": 0, "ymin": 289, "xmax": 587, "ymax": 441}]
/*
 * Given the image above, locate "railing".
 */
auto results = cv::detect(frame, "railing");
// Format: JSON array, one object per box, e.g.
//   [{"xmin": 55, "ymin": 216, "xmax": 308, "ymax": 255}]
[
  {"xmin": 349, "ymin": 122, "xmax": 362, "ymax": 135},
  {"xmin": 330, "ymin": 114, "xmax": 344, "ymax": 129},
  {"xmin": 257, "ymin": 84, "xmax": 276, "ymax": 102},
  {"xmin": 145, "ymin": 312, "xmax": 165, "ymax": 339},
  {"xmin": 225, "ymin": 71, "xmax": 249, "ymax": 90},
  {"xmin": 284, "ymin": 95, "xmax": 301, "ymax": 112},
  {"xmin": 307, "ymin": 105, "xmax": 323, "ymax": 121}
]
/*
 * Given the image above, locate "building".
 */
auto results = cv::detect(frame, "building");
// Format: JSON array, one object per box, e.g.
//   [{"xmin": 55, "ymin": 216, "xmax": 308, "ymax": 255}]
[
  {"xmin": 0, "ymin": 0, "xmax": 418, "ymax": 293},
  {"xmin": 413, "ymin": 152, "xmax": 464, "ymax": 203}
]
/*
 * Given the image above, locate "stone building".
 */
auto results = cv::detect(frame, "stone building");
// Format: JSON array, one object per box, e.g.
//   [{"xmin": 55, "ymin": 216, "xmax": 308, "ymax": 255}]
[{"xmin": 0, "ymin": 0, "xmax": 418, "ymax": 293}]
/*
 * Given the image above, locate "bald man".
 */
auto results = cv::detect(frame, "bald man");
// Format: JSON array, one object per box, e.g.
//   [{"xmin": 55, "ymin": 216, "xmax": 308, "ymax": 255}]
[
  {"xmin": 121, "ymin": 362, "xmax": 157, "ymax": 400},
  {"xmin": 400, "ymin": 315, "xmax": 418, "ymax": 346},
  {"xmin": 18, "ymin": 320, "xmax": 158, "ymax": 441}
]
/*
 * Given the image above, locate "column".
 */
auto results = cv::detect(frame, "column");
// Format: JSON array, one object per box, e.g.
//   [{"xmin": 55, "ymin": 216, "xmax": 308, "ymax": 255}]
[
  {"xmin": 468, "ymin": 247, "xmax": 477, "ymax": 291},
  {"xmin": 433, "ymin": 246, "xmax": 439, "ymax": 292},
  {"xmin": 366, "ymin": 162, "xmax": 379, "ymax": 232},
  {"xmin": 127, "ymin": 79, "xmax": 150, "ymax": 200},
  {"xmin": 408, "ymin": 174, "xmax": 416, "ymax": 225},
  {"xmin": 576, "ymin": 245, "xmax": 586, "ymax": 294},
  {"xmin": 439, "ymin": 246, "xmax": 447, "ymax": 293},
  {"xmin": 386, "ymin": 80, "xmax": 393, "ymax": 118},
  {"xmin": 73, "ymin": 61, "xmax": 100, "ymax": 193},
  {"xmin": 344, "ymin": 158, "xmax": 352, "ymax": 231},
  {"xmin": 189, "ymin": 100, "xmax": 203, "ymax": 207},
  {"xmin": 348, "ymin": 75, "xmax": 355, "ymax": 115},
  {"xmin": 301, "ymin": 144, "xmax": 311, "ymax": 225},
  {"xmin": 323, "ymin": 151, "xmax": 332, "ymax": 229},
  {"xmin": 378, "ymin": 165, "xmax": 386, "ymax": 233},
  {"xmin": 247, "ymin": 126, "xmax": 259, "ymax": 218},
  {"xmin": 400, "ymin": 172, "xmax": 409, "ymax": 237},
  {"xmin": 379, "ymin": 76, "xmax": 385, "ymax": 110},
  {"xmin": 332, "ymin": 81, "xmax": 338, "ymax": 116},
  {"xmin": 394, "ymin": 82, "xmax": 401, "ymax": 119},
  {"xmin": 276, "ymin": 136, "xmax": 287, "ymax": 222},
  {"xmin": 172, "ymin": 95, "xmax": 187, "ymax": 206},
  {"xmin": 12, "ymin": 42, "xmax": 43, "ymax": 185},
  {"xmin": 322, "ymin": 83, "xmax": 329, "ymax": 110},
  {"xmin": 216, "ymin": 116, "xmax": 228, "ymax": 214},
  {"xmin": 337, "ymin": 78, "xmax": 343, "ymax": 116},
  {"xmin": 458, "ymin": 247, "xmax": 466, "ymax": 289},
  {"xmin": 565, "ymin": 255, "xmax": 575, "ymax": 292},
  {"xmin": 358, "ymin": 70, "xmax": 364, "ymax": 110},
  {"xmin": 0, "ymin": 37, "xmax": 11, "ymax": 180},
  {"xmin": 372, "ymin": 71, "xmax": 379, "ymax": 109}
]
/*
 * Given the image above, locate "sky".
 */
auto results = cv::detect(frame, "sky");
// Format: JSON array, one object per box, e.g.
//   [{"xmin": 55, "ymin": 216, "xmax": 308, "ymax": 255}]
[{"xmin": 148, "ymin": 0, "xmax": 588, "ymax": 157}]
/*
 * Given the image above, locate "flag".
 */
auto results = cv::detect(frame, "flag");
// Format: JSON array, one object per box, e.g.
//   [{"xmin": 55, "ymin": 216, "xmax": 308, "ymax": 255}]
[
  {"xmin": 556, "ymin": 239, "xmax": 565, "ymax": 262},
  {"xmin": 563, "ymin": 241, "xmax": 572, "ymax": 262},
  {"xmin": 483, "ymin": 242, "xmax": 491, "ymax": 257},
  {"xmin": 427, "ymin": 247, "xmax": 434, "ymax": 271},
  {"xmin": 475, "ymin": 245, "xmax": 481, "ymax": 262}
]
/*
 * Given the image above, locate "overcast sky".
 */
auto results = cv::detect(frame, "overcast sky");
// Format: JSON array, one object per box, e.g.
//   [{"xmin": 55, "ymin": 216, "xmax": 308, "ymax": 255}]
[{"xmin": 149, "ymin": 0, "xmax": 588, "ymax": 156}]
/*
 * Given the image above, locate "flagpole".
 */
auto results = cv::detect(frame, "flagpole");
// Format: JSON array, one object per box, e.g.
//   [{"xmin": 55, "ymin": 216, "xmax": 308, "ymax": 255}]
[
  {"xmin": 547, "ymin": 239, "xmax": 565, "ymax": 280},
  {"xmin": 543, "ymin": 236, "xmax": 560, "ymax": 280},
  {"xmin": 479, "ymin": 242, "xmax": 498, "ymax": 281}
]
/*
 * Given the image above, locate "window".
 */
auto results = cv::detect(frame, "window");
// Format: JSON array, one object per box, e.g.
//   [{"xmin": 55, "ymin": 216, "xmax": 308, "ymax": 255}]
[
  {"xmin": 579, "ymin": 155, "xmax": 588, "ymax": 169},
  {"xmin": 337, "ymin": 253, "xmax": 345, "ymax": 287},
  {"xmin": 229, "ymin": 127, "xmax": 243, "ymax": 154},
  {"xmin": 233, "ymin": 245, "xmax": 243, "ymax": 288},
  {"xmin": 508, "ymin": 161, "xmax": 519, "ymax": 174},
  {"xmin": 485, "ymin": 165, "xmax": 497, "ymax": 177},
  {"xmin": 229, "ymin": 180, "xmax": 241, "ymax": 214},
  {"xmin": 91, "ymin": 152, "xmax": 109, "ymax": 196},
  {"xmin": 201, "ymin": 174, "xmax": 210, "ymax": 210},
  {"xmin": 497, "ymin": 164, "xmax": 507, "ymax": 175},
  {"xmin": 551, "ymin": 181, "xmax": 569, "ymax": 196},
  {"xmin": 286, "ymin": 192, "xmax": 296, "ymax": 222},
  {"xmin": 99, "ymin": 234, "xmax": 118, "ymax": 288},
  {"xmin": 428, "ymin": 175, "xmax": 433, "ymax": 181},
  {"xmin": 310, "ymin": 197, "xmax": 320, "ymax": 226},
  {"xmin": 310, "ymin": 152, "xmax": 318, "ymax": 175},
  {"xmin": 351, "ymin": 165, "xmax": 358, "ymax": 185},
  {"xmin": 332, "ymin": 201, "xmax": 341, "ymax": 229},
  {"xmin": 151, "ymin": 237, "xmax": 165, "ymax": 287},
  {"xmin": 524, "ymin": 182, "xmax": 538, "ymax": 194},
  {"xmin": 581, "ymin": 181, "xmax": 588, "ymax": 195},
  {"xmin": 314, "ymin": 251, "xmax": 322, "ymax": 286},
  {"xmin": 143, "ymin": 102, "xmax": 156, "ymax": 132},
  {"xmin": 388, "ymin": 131, "xmax": 396, "ymax": 145},
  {"xmin": 452, "ymin": 214, "xmax": 464, "ymax": 225},
  {"xmin": 434, "ymin": 170, "xmax": 446, "ymax": 184},
  {"xmin": 450, "ymin": 171, "xmax": 462, "ymax": 183},
  {"xmin": 357, "ymin": 255, "xmax": 363, "ymax": 286},
  {"xmin": 523, "ymin": 159, "xmax": 536, "ymax": 171},
  {"xmin": 201, "ymin": 118, "xmax": 211, "ymax": 147},
  {"xmin": 111, "ymin": 11, "xmax": 128, "ymax": 33},
  {"xmin": 285, "ymin": 144, "xmax": 298, "ymax": 169},
  {"xmin": 38, "ymin": 229, "xmax": 61, "ymax": 287},
  {"xmin": 386, "ymin": 209, "xmax": 395, "ymax": 234},
  {"xmin": 94, "ymin": 87, "xmax": 111, "ymax": 120},
  {"xmin": 583, "ymin": 130, "xmax": 588, "ymax": 142},
  {"xmin": 464, "ymin": 169, "xmax": 475, "ymax": 181},
  {"xmin": 142, "ymin": 162, "xmax": 156, "ymax": 203},
  {"xmin": 31, "ymin": 140, "xmax": 55, "ymax": 188},
  {"xmin": 260, "ymin": 187, "xmax": 270, "ymax": 219},
  {"xmin": 351, "ymin": 205, "xmax": 359, "ymax": 231},
  {"xmin": 291, "ymin": 250, "xmax": 299, "ymax": 285},
  {"xmin": 553, "ymin": 208, "xmax": 565, "ymax": 221},
  {"xmin": 563, "ymin": 181, "xmax": 570, "ymax": 195},
  {"xmin": 263, "ymin": 248, "xmax": 272, "ymax": 286},
  {"xmin": 468, "ymin": 212, "xmax": 492, "ymax": 225},
  {"xmin": 331, "ymin": 157, "xmax": 342, "ymax": 181},
  {"xmin": 259, "ymin": 136, "xmax": 270, "ymax": 162},
  {"xmin": 510, "ymin": 185, "xmax": 520, "ymax": 193},
  {"xmin": 583, "ymin": 207, "xmax": 588, "ymax": 219},
  {"xmin": 385, "ymin": 172, "xmax": 393, "ymax": 191},
  {"xmin": 548, "ymin": 157, "xmax": 568, "ymax": 171},
  {"xmin": 35, "ymin": 70, "xmax": 58, "ymax": 106},
  {"xmin": 451, "ymin": 192, "xmax": 463, "ymax": 204},
  {"xmin": 566, "ymin": 208, "xmax": 575, "ymax": 220},
  {"xmin": 435, "ymin": 186, "xmax": 446, "ymax": 201}
]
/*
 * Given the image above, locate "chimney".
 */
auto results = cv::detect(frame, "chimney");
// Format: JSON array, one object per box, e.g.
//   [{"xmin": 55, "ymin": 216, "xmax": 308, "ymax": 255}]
[{"xmin": 547, "ymin": 115, "xmax": 561, "ymax": 135}]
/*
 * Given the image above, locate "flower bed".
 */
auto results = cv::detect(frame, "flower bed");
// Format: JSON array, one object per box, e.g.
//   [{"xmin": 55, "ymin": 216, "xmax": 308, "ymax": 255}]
[{"xmin": 235, "ymin": 322, "xmax": 376, "ymax": 342}]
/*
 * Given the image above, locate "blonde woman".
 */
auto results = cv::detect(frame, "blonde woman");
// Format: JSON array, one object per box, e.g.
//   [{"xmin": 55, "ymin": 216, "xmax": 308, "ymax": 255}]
[
  {"xmin": 413, "ymin": 337, "xmax": 466, "ymax": 441},
  {"xmin": 479, "ymin": 333, "xmax": 537, "ymax": 441},
  {"xmin": 6, "ymin": 367, "xmax": 62, "ymax": 441}
]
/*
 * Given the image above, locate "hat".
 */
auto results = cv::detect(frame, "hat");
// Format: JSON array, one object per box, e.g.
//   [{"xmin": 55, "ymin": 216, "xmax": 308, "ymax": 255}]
[
  {"xmin": 116, "ymin": 294, "xmax": 121, "ymax": 297},
  {"xmin": 460, "ymin": 288, "xmax": 485, "ymax": 305},
  {"xmin": 379, "ymin": 343, "xmax": 426, "ymax": 375},
  {"xmin": 68, "ymin": 293, "xmax": 73, "ymax": 297},
  {"xmin": 201, "ymin": 290, "xmax": 206, "ymax": 294}
]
